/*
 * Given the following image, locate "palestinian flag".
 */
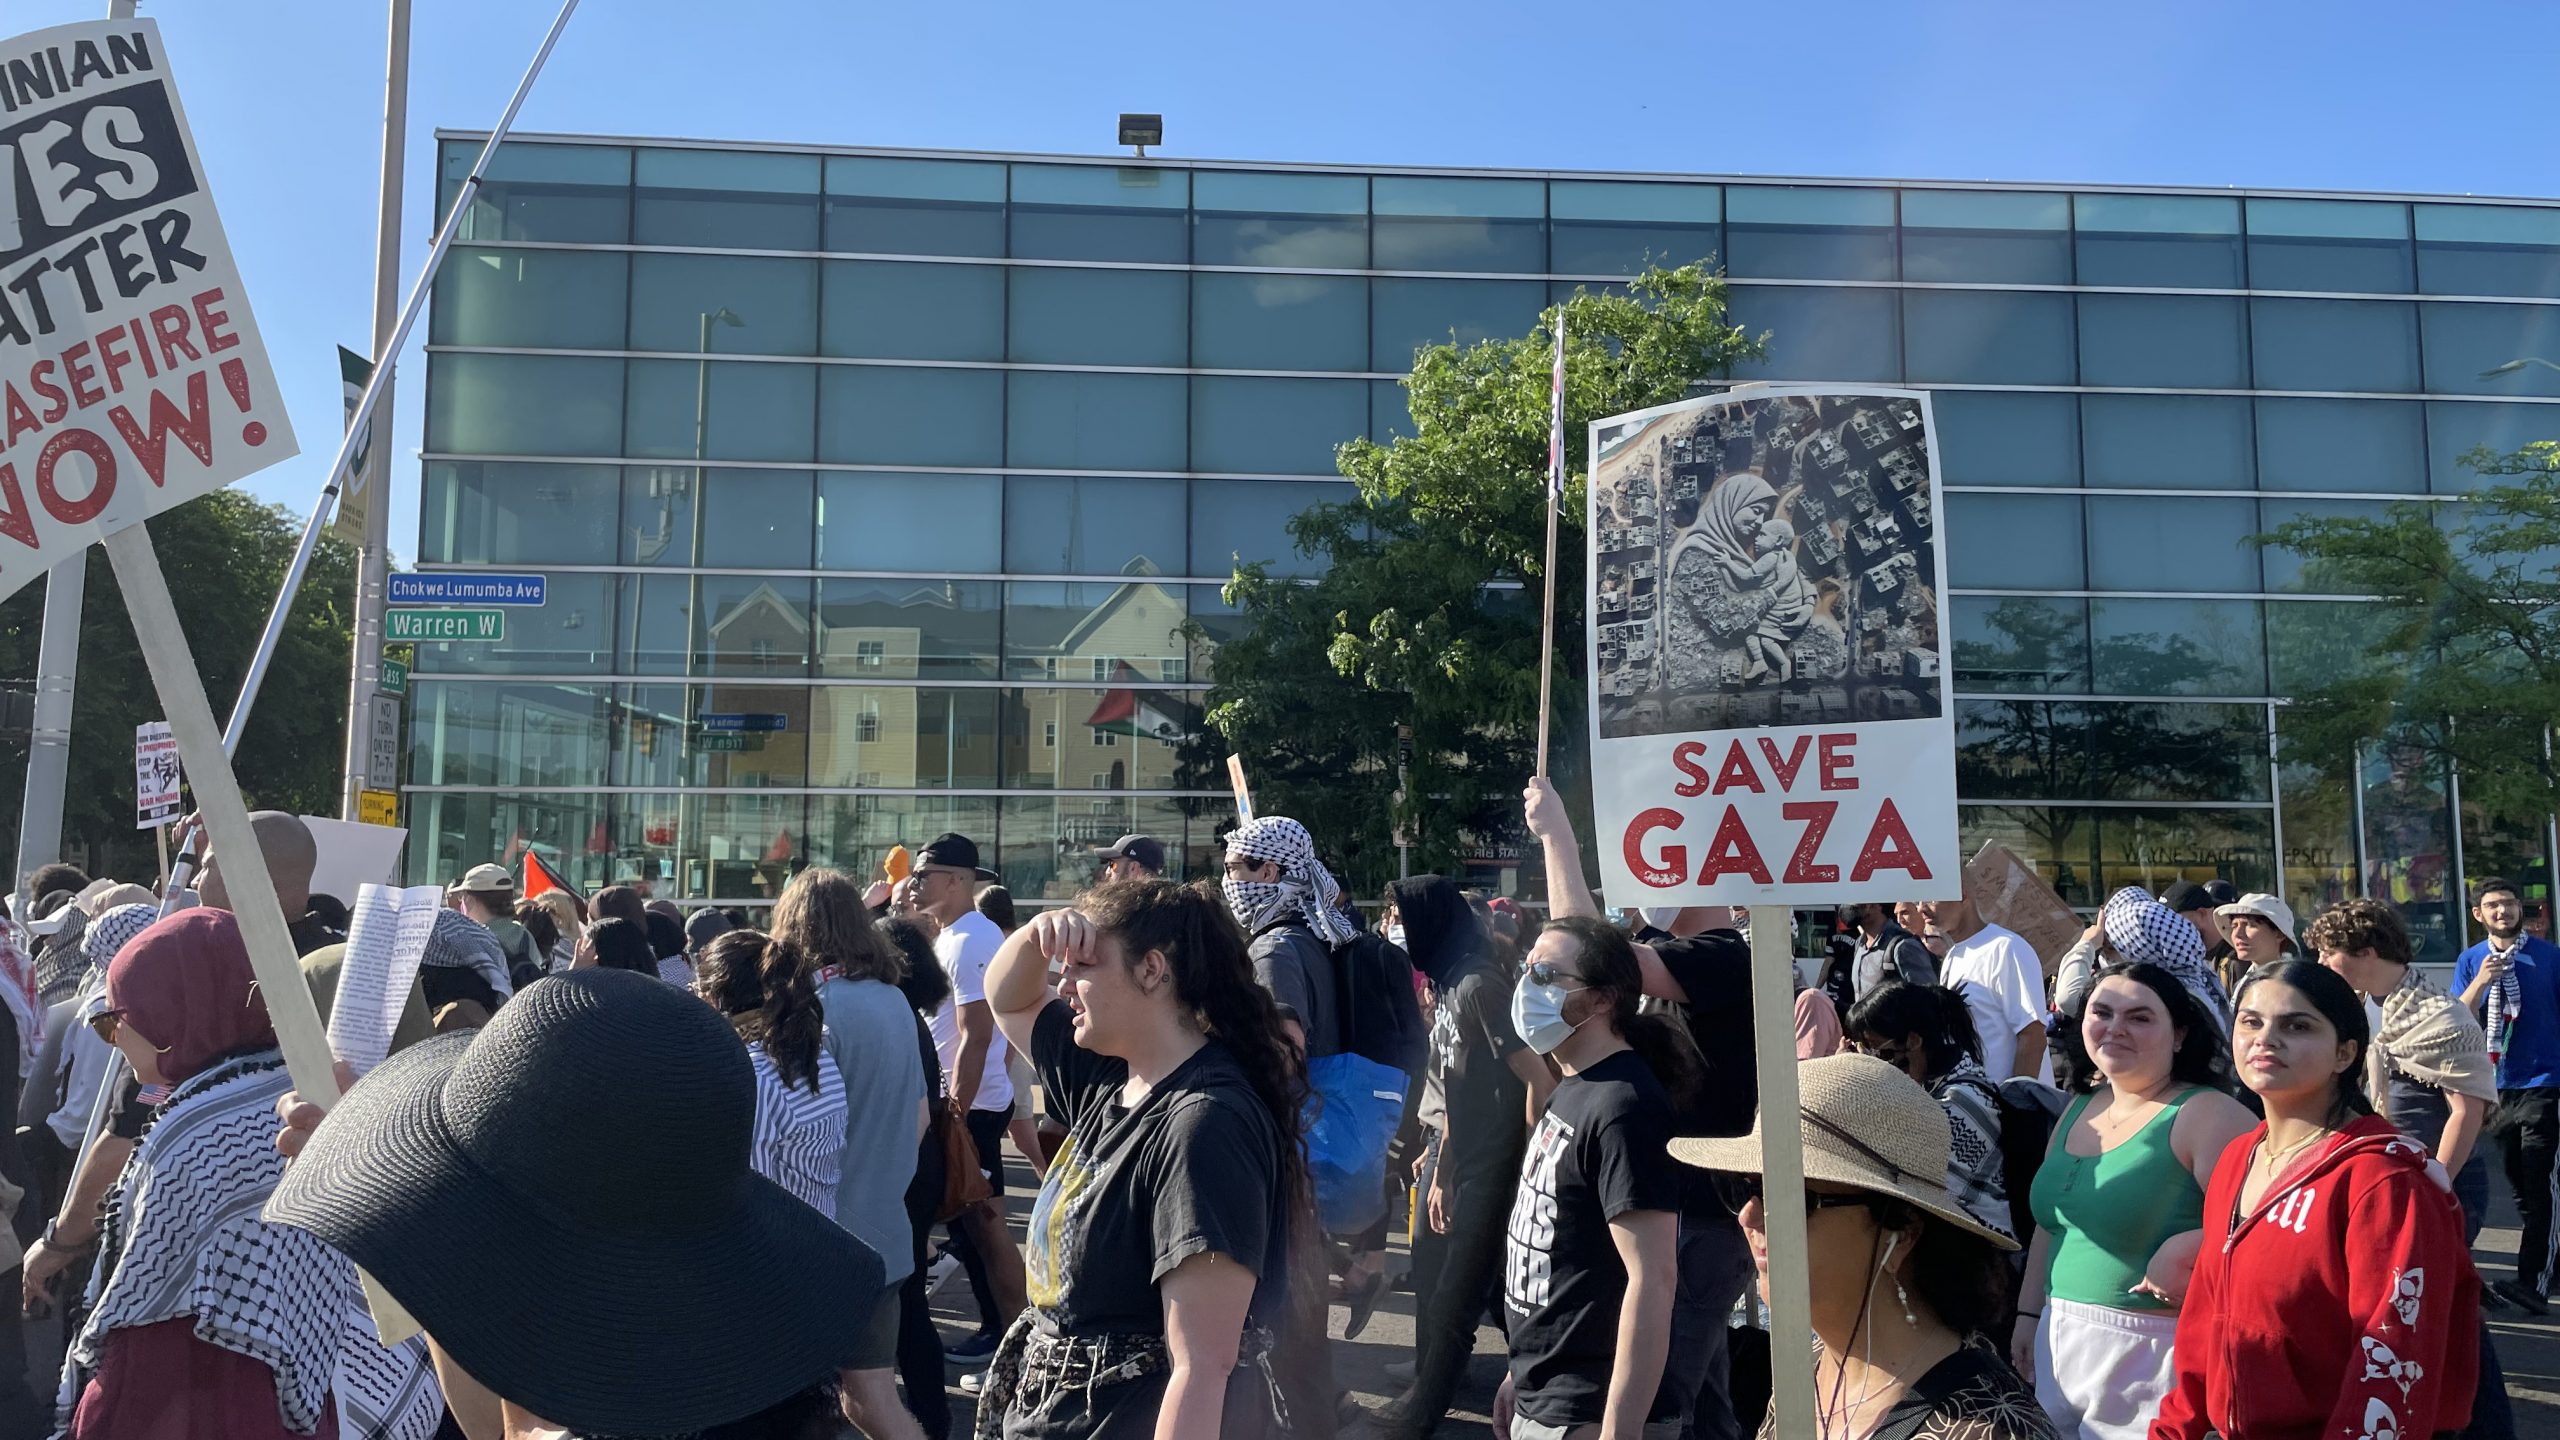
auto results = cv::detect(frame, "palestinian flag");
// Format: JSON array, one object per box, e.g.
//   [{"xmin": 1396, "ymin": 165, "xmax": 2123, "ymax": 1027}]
[
  {"xmin": 524, "ymin": 849, "xmax": 584, "ymax": 905},
  {"xmin": 1086, "ymin": 681, "xmax": 1191, "ymax": 743}
]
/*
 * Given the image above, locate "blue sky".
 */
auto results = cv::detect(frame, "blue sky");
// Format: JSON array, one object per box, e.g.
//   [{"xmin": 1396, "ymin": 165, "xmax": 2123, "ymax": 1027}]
[{"xmin": 15, "ymin": 0, "xmax": 2560, "ymax": 562}]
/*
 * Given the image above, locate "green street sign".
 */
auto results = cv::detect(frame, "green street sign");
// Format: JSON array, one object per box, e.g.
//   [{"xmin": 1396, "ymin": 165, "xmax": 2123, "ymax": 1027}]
[
  {"xmin": 699, "ymin": 733, "xmax": 765, "ymax": 753},
  {"xmin": 378, "ymin": 655, "xmax": 409, "ymax": 696},
  {"xmin": 387, "ymin": 608, "xmax": 506, "ymax": 642}
]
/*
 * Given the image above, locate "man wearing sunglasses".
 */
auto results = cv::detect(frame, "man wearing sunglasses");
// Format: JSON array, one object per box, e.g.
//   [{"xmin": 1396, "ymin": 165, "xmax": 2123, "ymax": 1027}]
[{"xmin": 1524, "ymin": 778, "xmax": 1759, "ymax": 1440}]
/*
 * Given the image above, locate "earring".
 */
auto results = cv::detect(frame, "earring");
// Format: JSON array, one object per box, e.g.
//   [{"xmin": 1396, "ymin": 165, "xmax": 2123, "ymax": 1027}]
[{"xmin": 1894, "ymin": 1277, "xmax": 1916, "ymax": 1327}]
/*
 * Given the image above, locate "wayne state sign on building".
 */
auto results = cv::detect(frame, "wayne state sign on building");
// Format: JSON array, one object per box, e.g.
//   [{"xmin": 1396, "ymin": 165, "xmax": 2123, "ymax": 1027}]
[{"xmin": 1583, "ymin": 386, "xmax": 1957, "ymax": 903}]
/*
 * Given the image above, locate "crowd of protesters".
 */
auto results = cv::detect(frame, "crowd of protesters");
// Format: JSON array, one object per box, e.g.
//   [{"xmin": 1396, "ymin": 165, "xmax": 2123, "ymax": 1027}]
[{"xmin": 0, "ymin": 793, "xmax": 2536, "ymax": 1440}]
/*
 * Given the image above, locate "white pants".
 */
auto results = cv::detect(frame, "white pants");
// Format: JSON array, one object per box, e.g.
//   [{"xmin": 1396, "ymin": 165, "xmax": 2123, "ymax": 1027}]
[{"xmin": 2034, "ymin": 1297, "xmax": 2180, "ymax": 1440}]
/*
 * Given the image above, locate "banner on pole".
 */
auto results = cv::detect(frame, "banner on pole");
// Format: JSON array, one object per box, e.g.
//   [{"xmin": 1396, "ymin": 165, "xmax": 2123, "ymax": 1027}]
[
  {"xmin": 1584, "ymin": 386, "xmax": 1957, "ymax": 903},
  {"xmin": 331, "ymin": 346, "xmax": 375, "ymax": 544},
  {"xmin": 133, "ymin": 717, "xmax": 178, "ymax": 828},
  {"xmin": 0, "ymin": 19, "xmax": 297, "ymax": 604}
]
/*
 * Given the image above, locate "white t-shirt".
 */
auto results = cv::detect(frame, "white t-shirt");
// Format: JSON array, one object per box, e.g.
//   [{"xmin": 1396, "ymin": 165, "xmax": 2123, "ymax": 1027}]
[
  {"xmin": 1940, "ymin": 921, "xmax": 2048, "ymax": 1081},
  {"xmin": 927, "ymin": 908, "xmax": 1013, "ymax": 1112}
]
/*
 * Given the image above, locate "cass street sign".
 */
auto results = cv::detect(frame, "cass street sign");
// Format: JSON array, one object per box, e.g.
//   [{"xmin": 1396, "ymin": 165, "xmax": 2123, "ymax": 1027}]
[
  {"xmin": 387, "ymin": 573, "xmax": 546, "ymax": 606},
  {"xmin": 386, "ymin": 608, "xmax": 504, "ymax": 642}
]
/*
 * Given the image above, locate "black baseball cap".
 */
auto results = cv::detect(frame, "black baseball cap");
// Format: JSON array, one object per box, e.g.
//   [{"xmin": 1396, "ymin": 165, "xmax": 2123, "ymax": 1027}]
[
  {"xmin": 1093, "ymin": 834, "xmax": 1166, "ymax": 872},
  {"xmin": 2159, "ymin": 881, "xmax": 2215, "ymax": 914},
  {"xmin": 917, "ymin": 832, "xmax": 999, "ymax": 881},
  {"xmin": 2202, "ymin": 879, "xmax": 2239, "ymax": 907}
]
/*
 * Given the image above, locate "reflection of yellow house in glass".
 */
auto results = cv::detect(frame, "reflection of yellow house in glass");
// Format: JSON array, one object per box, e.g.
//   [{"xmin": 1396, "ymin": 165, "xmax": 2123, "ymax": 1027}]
[{"xmin": 1003, "ymin": 570, "xmax": 1196, "ymax": 796}]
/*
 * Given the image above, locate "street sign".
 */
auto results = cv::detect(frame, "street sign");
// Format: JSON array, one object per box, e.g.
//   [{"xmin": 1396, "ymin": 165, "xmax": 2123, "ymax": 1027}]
[
  {"xmin": 365, "ymin": 694, "xmax": 402, "ymax": 792},
  {"xmin": 378, "ymin": 656, "xmax": 409, "ymax": 696},
  {"xmin": 699, "ymin": 713, "xmax": 788, "ymax": 733},
  {"xmin": 699, "ymin": 734, "xmax": 765, "ymax": 753},
  {"xmin": 387, "ymin": 573, "xmax": 546, "ymax": 606},
  {"xmin": 387, "ymin": 609, "xmax": 506, "ymax": 642},
  {"xmin": 356, "ymin": 789, "xmax": 399, "ymax": 827},
  {"xmin": 135, "ymin": 721, "xmax": 181, "ymax": 830}
]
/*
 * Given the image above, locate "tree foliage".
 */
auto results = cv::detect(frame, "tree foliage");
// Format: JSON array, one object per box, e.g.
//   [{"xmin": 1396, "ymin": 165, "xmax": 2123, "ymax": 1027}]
[
  {"xmin": 1195, "ymin": 264, "xmax": 1762, "ymax": 894},
  {"xmin": 2261, "ymin": 441, "xmax": 2560, "ymax": 826},
  {"xmin": 0, "ymin": 489, "xmax": 359, "ymax": 881}
]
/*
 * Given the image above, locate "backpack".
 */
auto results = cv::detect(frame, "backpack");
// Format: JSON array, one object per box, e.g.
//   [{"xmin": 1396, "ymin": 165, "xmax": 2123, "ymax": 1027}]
[
  {"xmin": 1331, "ymin": 929, "xmax": 1429, "ymax": 1077},
  {"xmin": 1256, "ymin": 920, "xmax": 1421, "ymax": 1234},
  {"xmin": 1992, "ymin": 1077, "xmax": 2065, "ymax": 1245}
]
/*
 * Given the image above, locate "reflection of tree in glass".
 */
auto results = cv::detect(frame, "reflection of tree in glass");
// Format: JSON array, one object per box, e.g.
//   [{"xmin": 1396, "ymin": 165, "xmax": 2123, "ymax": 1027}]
[
  {"xmin": 1955, "ymin": 599, "xmax": 2258, "ymax": 893},
  {"xmin": 2262, "ymin": 441, "xmax": 2560, "ymax": 837}
]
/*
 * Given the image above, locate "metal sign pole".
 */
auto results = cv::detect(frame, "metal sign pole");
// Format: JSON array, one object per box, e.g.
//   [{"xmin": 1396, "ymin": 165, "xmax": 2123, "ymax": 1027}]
[{"xmin": 338, "ymin": 0, "xmax": 412, "ymax": 821}]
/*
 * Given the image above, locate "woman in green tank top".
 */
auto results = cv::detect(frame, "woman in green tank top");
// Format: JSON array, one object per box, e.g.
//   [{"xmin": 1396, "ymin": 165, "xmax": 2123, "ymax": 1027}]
[{"xmin": 2013, "ymin": 962, "xmax": 2253, "ymax": 1440}]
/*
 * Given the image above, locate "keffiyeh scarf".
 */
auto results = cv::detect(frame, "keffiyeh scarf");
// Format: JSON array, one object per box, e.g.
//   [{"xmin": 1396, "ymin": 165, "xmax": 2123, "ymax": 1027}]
[
  {"xmin": 1222, "ymin": 817, "xmax": 1357, "ymax": 947},
  {"xmin": 56, "ymin": 1048, "xmax": 441, "ymax": 1440},
  {"xmin": 2483, "ymin": 942, "xmax": 2524, "ymax": 1077},
  {"xmin": 2100, "ymin": 886, "xmax": 2232, "ymax": 1029},
  {"xmin": 420, "ymin": 909, "xmax": 515, "ymax": 1001}
]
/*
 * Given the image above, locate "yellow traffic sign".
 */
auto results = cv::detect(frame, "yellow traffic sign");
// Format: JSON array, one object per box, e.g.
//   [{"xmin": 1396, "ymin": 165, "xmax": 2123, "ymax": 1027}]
[{"xmin": 358, "ymin": 789, "xmax": 399, "ymax": 827}]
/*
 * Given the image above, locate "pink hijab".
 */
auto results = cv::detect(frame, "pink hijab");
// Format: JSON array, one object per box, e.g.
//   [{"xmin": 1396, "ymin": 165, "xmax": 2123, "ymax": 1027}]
[{"xmin": 106, "ymin": 909, "xmax": 276, "ymax": 1084}]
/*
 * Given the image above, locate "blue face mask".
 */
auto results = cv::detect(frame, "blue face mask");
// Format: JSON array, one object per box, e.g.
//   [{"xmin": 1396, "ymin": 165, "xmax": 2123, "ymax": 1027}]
[{"xmin": 1512, "ymin": 974, "xmax": 1582, "ymax": 1054}]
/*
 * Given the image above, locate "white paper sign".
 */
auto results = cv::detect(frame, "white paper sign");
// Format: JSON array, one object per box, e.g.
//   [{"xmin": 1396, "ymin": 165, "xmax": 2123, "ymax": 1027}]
[
  {"xmin": 328, "ymin": 882, "xmax": 444, "ymax": 1077},
  {"xmin": 0, "ymin": 19, "xmax": 298, "ymax": 604},
  {"xmin": 1585, "ymin": 386, "xmax": 1958, "ymax": 903},
  {"xmin": 132, "ymin": 716, "xmax": 177, "ymax": 828},
  {"xmin": 300, "ymin": 816, "xmax": 409, "ymax": 903}
]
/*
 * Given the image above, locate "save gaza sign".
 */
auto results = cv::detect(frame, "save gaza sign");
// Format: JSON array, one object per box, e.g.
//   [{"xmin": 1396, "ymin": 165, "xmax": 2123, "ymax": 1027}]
[
  {"xmin": 1584, "ymin": 386, "xmax": 1958, "ymax": 902},
  {"xmin": 0, "ymin": 19, "xmax": 296, "ymax": 603}
]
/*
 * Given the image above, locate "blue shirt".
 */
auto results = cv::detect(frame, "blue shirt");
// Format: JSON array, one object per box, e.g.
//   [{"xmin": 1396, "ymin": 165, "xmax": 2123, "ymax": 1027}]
[{"xmin": 2453, "ymin": 934, "xmax": 2560, "ymax": 1091}]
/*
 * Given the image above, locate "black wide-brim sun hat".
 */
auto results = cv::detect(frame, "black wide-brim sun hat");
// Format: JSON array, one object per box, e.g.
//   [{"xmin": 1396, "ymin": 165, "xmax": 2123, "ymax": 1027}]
[{"xmin": 265, "ymin": 968, "xmax": 884, "ymax": 1435}]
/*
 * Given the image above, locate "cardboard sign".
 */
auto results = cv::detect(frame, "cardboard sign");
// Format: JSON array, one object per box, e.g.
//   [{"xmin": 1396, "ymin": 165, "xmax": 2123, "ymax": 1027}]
[
  {"xmin": 1227, "ymin": 754, "xmax": 1254, "ymax": 825},
  {"xmin": 1963, "ymin": 840, "xmax": 2085, "ymax": 978},
  {"xmin": 0, "ymin": 19, "xmax": 296, "ymax": 604},
  {"xmin": 132, "ymin": 717, "xmax": 177, "ymax": 827},
  {"xmin": 1585, "ymin": 387, "xmax": 1957, "ymax": 903}
]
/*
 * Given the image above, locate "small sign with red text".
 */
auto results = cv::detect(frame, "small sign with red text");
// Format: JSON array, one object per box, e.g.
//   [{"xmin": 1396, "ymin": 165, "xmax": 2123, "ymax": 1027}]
[
  {"xmin": 1584, "ymin": 386, "xmax": 1956, "ymax": 903},
  {"xmin": 0, "ymin": 18, "xmax": 297, "ymax": 603}
]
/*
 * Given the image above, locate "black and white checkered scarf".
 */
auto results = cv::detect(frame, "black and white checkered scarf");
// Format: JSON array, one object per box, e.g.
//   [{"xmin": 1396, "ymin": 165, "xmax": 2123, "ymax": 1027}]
[{"xmin": 54, "ymin": 1048, "xmax": 441, "ymax": 1440}]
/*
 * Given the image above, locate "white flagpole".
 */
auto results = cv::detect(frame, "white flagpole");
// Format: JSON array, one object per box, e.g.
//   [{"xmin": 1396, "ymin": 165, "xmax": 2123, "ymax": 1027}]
[{"xmin": 1535, "ymin": 312, "xmax": 1566, "ymax": 777}]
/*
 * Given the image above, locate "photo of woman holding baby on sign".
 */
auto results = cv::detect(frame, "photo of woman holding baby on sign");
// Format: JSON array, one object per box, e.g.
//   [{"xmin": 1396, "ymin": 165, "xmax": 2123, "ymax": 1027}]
[{"xmin": 1589, "ymin": 390, "xmax": 1947, "ymax": 740}]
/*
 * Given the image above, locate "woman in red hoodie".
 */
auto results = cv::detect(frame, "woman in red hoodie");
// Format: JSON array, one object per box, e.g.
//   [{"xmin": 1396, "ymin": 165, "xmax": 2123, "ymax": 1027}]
[{"xmin": 2153, "ymin": 960, "xmax": 2479, "ymax": 1440}]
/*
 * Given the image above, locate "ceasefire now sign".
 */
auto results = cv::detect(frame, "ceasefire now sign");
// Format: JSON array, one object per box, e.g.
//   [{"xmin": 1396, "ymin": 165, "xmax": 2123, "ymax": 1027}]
[{"xmin": 0, "ymin": 18, "xmax": 296, "ymax": 603}]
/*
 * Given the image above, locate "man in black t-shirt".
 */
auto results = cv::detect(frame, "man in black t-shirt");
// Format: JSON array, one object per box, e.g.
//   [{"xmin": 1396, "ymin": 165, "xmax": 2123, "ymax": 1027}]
[
  {"xmin": 1499, "ymin": 918, "xmax": 1684, "ymax": 1440},
  {"xmin": 1528, "ymin": 778, "xmax": 1759, "ymax": 1440}
]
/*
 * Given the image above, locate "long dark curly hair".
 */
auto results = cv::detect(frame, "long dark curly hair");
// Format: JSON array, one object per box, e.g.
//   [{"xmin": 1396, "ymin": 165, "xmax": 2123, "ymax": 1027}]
[
  {"xmin": 695, "ymin": 928, "xmax": 826, "ymax": 1094},
  {"xmin": 1077, "ymin": 878, "xmax": 1311, "ymax": 1217},
  {"xmin": 1541, "ymin": 916, "xmax": 1707, "ymax": 1115}
]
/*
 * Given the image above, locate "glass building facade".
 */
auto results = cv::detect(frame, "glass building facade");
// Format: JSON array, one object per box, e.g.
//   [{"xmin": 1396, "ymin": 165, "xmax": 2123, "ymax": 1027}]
[{"xmin": 410, "ymin": 134, "xmax": 2560, "ymax": 954}]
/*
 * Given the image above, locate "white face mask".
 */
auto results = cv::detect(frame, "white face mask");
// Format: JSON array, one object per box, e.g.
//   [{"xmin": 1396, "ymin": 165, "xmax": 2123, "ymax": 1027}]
[
  {"xmin": 1386, "ymin": 923, "xmax": 1407, "ymax": 950},
  {"xmin": 1637, "ymin": 906, "xmax": 1681, "ymax": 932},
  {"xmin": 1512, "ymin": 974, "xmax": 1583, "ymax": 1054}
]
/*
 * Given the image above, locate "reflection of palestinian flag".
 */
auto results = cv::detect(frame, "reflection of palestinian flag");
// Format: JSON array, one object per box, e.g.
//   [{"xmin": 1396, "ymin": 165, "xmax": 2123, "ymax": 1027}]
[
  {"xmin": 1085, "ymin": 672, "xmax": 1191, "ymax": 743},
  {"xmin": 523, "ymin": 849, "xmax": 584, "ymax": 905}
]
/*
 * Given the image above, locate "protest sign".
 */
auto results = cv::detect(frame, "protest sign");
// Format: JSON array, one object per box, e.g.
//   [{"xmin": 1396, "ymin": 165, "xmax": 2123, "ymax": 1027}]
[
  {"xmin": 132, "ymin": 716, "xmax": 177, "ymax": 827},
  {"xmin": 0, "ymin": 18, "xmax": 297, "ymax": 604},
  {"xmin": 302, "ymin": 815, "xmax": 409, "ymax": 902},
  {"xmin": 1585, "ymin": 386, "xmax": 1957, "ymax": 903},
  {"xmin": 1964, "ymin": 840, "xmax": 2085, "ymax": 977}
]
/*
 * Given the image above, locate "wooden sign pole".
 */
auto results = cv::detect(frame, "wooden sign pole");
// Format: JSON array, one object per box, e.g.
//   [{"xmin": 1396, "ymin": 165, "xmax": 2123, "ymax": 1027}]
[
  {"xmin": 104, "ymin": 525, "xmax": 339, "ymax": 1104},
  {"xmin": 1747, "ymin": 905, "xmax": 1816, "ymax": 1440}
]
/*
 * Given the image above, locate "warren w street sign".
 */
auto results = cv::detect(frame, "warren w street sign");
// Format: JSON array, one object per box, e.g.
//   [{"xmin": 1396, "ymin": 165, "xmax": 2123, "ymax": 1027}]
[
  {"xmin": 387, "ymin": 608, "xmax": 505, "ymax": 642},
  {"xmin": 387, "ymin": 573, "xmax": 546, "ymax": 606},
  {"xmin": 699, "ymin": 713, "xmax": 788, "ymax": 733}
]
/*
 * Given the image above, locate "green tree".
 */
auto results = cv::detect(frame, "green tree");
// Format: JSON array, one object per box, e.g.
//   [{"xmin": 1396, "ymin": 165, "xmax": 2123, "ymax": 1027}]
[
  {"xmin": 0, "ymin": 489, "xmax": 359, "ymax": 881},
  {"xmin": 1196, "ymin": 264, "xmax": 1761, "ymax": 895},
  {"xmin": 2261, "ymin": 441, "xmax": 2560, "ymax": 830}
]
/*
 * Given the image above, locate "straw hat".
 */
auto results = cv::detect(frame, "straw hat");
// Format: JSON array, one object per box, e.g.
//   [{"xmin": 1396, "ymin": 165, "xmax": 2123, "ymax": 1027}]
[{"xmin": 1669, "ymin": 1052, "xmax": 2018, "ymax": 1250}]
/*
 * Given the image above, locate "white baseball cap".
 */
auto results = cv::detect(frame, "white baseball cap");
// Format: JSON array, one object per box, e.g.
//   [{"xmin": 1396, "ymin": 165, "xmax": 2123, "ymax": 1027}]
[{"xmin": 2214, "ymin": 892, "xmax": 2297, "ymax": 946}]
